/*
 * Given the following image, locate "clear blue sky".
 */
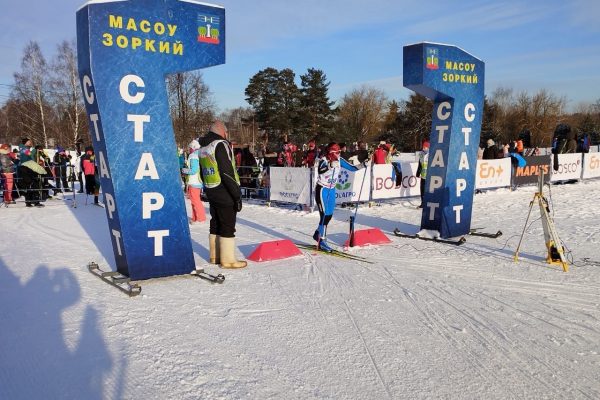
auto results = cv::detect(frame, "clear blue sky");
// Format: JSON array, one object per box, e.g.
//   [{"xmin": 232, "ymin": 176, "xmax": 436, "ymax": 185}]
[{"xmin": 1, "ymin": 0, "xmax": 599, "ymax": 112}]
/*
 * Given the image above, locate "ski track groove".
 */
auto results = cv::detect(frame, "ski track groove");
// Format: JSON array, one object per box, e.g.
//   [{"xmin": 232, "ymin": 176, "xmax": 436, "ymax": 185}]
[
  {"xmin": 325, "ymin": 265, "xmax": 393, "ymax": 400},
  {"xmin": 366, "ymin": 263, "xmax": 512, "ymax": 391},
  {"xmin": 378, "ymin": 260, "xmax": 594, "ymax": 397},
  {"xmin": 421, "ymin": 283, "xmax": 563, "ymax": 396},
  {"xmin": 403, "ymin": 282, "xmax": 506, "ymax": 392},
  {"xmin": 475, "ymin": 291, "xmax": 600, "ymax": 398}
]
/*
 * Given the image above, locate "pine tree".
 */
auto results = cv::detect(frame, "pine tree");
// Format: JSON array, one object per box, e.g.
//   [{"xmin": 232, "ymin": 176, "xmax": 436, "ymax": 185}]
[
  {"xmin": 274, "ymin": 68, "xmax": 301, "ymax": 143},
  {"xmin": 299, "ymin": 68, "xmax": 334, "ymax": 142},
  {"xmin": 245, "ymin": 68, "xmax": 301, "ymax": 145},
  {"xmin": 393, "ymin": 93, "xmax": 432, "ymax": 151},
  {"xmin": 245, "ymin": 67, "xmax": 281, "ymax": 144}
]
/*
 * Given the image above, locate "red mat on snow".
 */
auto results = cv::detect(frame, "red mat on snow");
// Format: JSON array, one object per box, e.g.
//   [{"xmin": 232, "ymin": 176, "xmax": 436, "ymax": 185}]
[
  {"xmin": 247, "ymin": 239, "xmax": 302, "ymax": 262},
  {"xmin": 344, "ymin": 228, "xmax": 391, "ymax": 247}
]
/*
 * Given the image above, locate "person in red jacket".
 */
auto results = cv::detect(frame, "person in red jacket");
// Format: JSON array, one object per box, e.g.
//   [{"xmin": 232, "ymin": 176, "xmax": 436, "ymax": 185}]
[
  {"xmin": 302, "ymin": 139, "xmax": 319, "ymax": 168},
  {"xmin": 372, "ymin": 141, "xmax": 389, "ymax": 164}
]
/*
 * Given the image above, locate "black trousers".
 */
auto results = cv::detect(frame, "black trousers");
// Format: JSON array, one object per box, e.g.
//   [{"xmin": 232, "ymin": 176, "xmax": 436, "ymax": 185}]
[
  {"xmin": 18, "ymin": 166, "xmax": 42, "ymax": 205},
  {"xmin": 209, "ymin": 204, "xmax": 237, "ymax": 238},
  {"xmin": 419, "ymin": 177, "xmax": 426, "ymax": 205},
  {"xmin": 84, "ymin": 174, "xmax": 95, "ymax": 195},
  {"xmin": 54, "ymin": 165, "xmax": 69, "ymax": 190}
]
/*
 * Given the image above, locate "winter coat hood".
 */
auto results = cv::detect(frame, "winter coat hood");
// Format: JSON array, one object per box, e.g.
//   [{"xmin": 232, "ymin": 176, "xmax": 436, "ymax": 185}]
[{"xmin": 199, "ymin": 131, "xmax": 228, "ymax": 147}]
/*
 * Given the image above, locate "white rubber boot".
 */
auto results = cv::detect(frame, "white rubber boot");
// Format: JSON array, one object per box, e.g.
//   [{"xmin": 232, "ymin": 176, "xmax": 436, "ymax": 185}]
[{"xmin": 219, "ymin": 237, "xmax": 247, "ymax": 269}]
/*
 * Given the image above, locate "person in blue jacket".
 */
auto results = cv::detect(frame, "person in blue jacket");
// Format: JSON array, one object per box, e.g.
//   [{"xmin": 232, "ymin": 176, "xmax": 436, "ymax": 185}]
[{"xmin": 313, "ymin": 142, "xmax": 361, "ymax": 251}]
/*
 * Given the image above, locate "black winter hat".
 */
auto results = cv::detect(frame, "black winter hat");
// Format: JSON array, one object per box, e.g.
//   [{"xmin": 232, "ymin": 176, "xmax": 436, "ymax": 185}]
[{"xmin": 554, "ymin": 124, "xmax": 571, "ymax": 136}]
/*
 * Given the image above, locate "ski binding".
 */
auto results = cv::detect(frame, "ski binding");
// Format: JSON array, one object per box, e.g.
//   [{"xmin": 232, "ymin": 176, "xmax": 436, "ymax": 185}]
[
  {"xmin": 393, "ymin": 229, "xmax": 466, "ymax": 246},
  {"xmin": 191, "ymin": 268, "xmax": 225, "ymax": 284},
  {"xmin": 469, "ymin": 228, "xmax": 502, "ymax": 238},
  {"xmin": 87, "ymin": 262, "xmax": 141, "ymax": 297}
]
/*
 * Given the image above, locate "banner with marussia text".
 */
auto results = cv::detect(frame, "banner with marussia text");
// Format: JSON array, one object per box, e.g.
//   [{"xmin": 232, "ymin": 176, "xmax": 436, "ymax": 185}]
[
  {"xmin": 269, "ymin": 167, "xmax": 313, "ymax": 205},
  {"xmin": 475, "ymin": 158, "xmax": 511, "ymax": 189},
  {"xmin": 404, "ymin": 42, "xmax": 485, "ymax": 238},
  {"xmin": 371, "ymin": 163, "xmax": 420, "ymax": 199},
  {"xmin": 77, "ymin": 0, "xmax": 225, "ymax": 280}
]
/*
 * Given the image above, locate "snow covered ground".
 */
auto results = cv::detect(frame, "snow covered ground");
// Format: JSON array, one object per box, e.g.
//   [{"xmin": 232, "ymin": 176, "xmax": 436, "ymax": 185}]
[{"xmin": 1, "ymin": 179, "xmax": 600, "ymax": 399}]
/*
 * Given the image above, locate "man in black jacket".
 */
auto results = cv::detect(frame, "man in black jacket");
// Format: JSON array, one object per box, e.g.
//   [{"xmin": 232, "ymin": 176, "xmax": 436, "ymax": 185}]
[
  {"xmin": 199, "ymin": 121, "xmax": 247, "ymax": 269},
  {"xmin": 482, "ymin": 139, "xmax": 498, "ymax": 160}
]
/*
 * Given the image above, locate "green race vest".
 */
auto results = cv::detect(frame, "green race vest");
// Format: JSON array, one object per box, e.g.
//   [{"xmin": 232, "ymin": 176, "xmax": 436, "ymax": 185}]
[
  {"xmin": 199, "ymin": 139, "xmax": 240, "ymax": 188},
  {"xmin": 419, "ymin": 151, "xmax": 428, "ymax": 178}
]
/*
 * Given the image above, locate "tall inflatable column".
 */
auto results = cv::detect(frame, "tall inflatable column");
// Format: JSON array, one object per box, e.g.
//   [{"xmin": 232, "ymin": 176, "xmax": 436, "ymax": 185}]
[
  {"xmin": 77, "ymin": 0, "xmax": 225, "ymax": 279},
  {"xmin": 403, "ymin": 43, "xmax": 484, "ymax": 238}
]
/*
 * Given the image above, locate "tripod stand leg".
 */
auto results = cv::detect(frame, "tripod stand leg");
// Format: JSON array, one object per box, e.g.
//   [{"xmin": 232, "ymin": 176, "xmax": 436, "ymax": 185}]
[
  {"xmin": 514, "ymin": 196, "xmax": 536, "ymax": 262},
  {"xmin": 539, "ymin": 196, "xmax": 569, "ymax": 272}
]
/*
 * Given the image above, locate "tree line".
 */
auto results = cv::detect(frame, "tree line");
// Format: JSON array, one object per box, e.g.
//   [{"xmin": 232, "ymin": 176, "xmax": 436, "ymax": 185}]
[{"xmin": 1, "ymin": 40, "xmax": 599, "ymax": 153}]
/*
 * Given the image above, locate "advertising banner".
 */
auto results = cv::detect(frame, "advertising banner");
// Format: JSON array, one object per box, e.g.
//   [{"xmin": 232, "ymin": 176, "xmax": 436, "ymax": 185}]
[
  {"xmin": 371, "ymin": 163, "xmax": 420, "ymax": 199},
  {"xmin": 269, "ymin": 167, "xmax": 313, "ymax": 205},
  {"xmin": 582, "ymin": 153, "xmax": 600, "ymax": 179},
  {"xmin": 513, "ymin": 155, "xmax": 551, "ymax": 186},
  {"xmin": 550, "ymin": 153, "xmax": 582, "ymax": 182},
  {"xmin": 404, "ymin": 42, "xmax": 485, "ymax": 238},
  {"xmin": 333, "ymin": 167, "xmax": 371, "ymax": 203},
  {"xmin": 77, "ymin": 0, "xmax": 225, "ymax": 279},
  {"xmin": 475, "ymin": 158, "xmax": 511, "ymax": 189}
]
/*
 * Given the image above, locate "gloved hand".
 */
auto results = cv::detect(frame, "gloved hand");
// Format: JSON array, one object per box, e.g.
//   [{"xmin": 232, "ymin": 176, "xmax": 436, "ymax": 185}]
[
  {"xmin": 181, "ymin": 168, "xmax": 191, "ymax": 174},
  {"xmin": 330, "ymin": 160, "xmax": 340, "ymax": 169},
  {"xmin": 235, "ymin": 198, "xmax": 243, "ymax": 212}
]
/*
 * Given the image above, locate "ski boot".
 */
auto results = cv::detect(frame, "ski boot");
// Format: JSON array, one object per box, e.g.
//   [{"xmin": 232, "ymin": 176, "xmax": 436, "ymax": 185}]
[{"xmin": 318, "ymin": 238, "xmax": 333, "ymax": 252}]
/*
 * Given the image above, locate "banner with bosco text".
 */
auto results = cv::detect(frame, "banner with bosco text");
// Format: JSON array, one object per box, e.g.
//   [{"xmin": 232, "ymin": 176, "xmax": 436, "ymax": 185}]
[
  {"xmin": 550, "ymin": 153, "xmax": 582, "ymax": 182},
  {"xmin": 371, "ymin": 163, "xmax": 420, "ymax": 199},
  {"xmin": 77, "ymin": 0, "xmax": 225, "ymax": 280}
]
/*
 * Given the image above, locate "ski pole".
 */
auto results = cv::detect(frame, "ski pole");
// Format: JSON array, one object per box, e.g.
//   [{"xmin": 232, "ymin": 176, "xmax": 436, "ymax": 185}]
[{"xmin": 349, "ymin": 161, "xmax": 369, "ymax": 247}]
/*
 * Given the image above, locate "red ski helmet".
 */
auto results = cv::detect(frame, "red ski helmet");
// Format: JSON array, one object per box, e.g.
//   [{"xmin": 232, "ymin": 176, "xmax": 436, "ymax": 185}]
[{"xmin": 326, "ymin": 143, "xmax": 341, "ymax": 161}]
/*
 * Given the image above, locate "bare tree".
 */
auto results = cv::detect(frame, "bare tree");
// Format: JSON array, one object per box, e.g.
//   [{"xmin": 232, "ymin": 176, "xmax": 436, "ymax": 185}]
[
  {"xmin": 167, "ymin": 71, "xmax": 215, "ymax": 147},
  {"xmin": 50, "ymin": 40, "xmax": 87, "ymax": 148},
  {"xmin": 219, "ymin": 107, "xmax": 256, "ymax": 147},
  {"xmin": 527, "ymin": 89, "xmax": 566, "ymax": 146},
  {"xmin": 335, "ymin": 86, "xmax": 388, "ymax": 143},
  {"xmin": 487, "ymin": 87, "xmax": 565, "ymax": 147},
  {"xmin": 11, "ymin": 41, "xmax": 51, "ymax": 147}
]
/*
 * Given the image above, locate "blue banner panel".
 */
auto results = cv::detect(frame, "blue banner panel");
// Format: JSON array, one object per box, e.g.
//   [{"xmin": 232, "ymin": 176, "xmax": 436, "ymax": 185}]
[
  {"xmin": 77, "ymin": 0, "xmax": 225, "ymax": 279},
  {"xmin": 403, "ymin": 43, "xmax": 484, "ymax": 238}
]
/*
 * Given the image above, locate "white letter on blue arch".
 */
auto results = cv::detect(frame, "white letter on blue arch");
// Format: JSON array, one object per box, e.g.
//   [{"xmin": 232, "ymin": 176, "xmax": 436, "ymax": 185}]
[
  {"xmin": 403, "ymin": 42, "xmax": 484, "ymax": 238},
  {"xmin": 77, "ymin": 0, "xmax": 225, "ymax": 279}
]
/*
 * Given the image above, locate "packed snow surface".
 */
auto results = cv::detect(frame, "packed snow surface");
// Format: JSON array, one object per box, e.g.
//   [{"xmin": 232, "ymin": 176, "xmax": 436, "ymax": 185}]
[{"xmin": 1, "ymin": 180, "xmax": 600, "ymax": 399}]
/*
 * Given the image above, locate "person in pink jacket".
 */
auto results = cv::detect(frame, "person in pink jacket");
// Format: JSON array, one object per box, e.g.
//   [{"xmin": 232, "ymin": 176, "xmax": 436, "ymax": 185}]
[
  {"xmin": 182, "ymin": 140, "xmax": 206, "ymax": 224},
  {"xmin": 81, "ymin": 147, "xmax": 97, "ymax": 196}
]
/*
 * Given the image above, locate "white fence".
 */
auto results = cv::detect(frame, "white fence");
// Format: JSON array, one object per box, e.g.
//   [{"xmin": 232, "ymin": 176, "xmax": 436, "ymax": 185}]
[{"xmin": 269, "ymin": 154, "xmax": 600, "ymax": 206}]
